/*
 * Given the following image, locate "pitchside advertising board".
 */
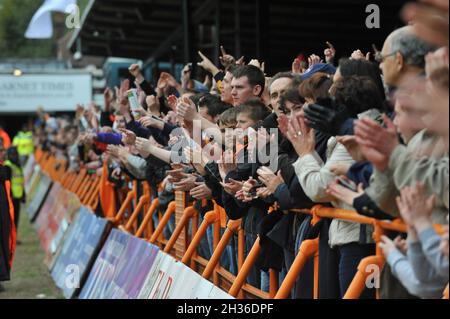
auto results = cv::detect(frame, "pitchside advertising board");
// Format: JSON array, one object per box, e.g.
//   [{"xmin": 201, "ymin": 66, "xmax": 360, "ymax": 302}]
[
  {"xmin": 80, "ymin": 229, "xmax": 160, "ymax": 299},
  {"xmin": 79, "ymin": 229, "xmax": 131, "ymax": 299},
  {"xmin": 22, "ymin": 160, "xmax": 233, "ymax": 299},
  {"xmin": 34, "ymin": 182, "xmax": 82, "ymax": 266},
  {"xmin": 26, "ymin": 170, "xmax": 52, "ymax": 221},
  {"xmin": 23, "ymin": 154, "xmax": 36, "ymax": 186},
  {"xmin": 0, "ymin": 73, "xmax": 92, "ymax": 113},
  {"xmin": 51, "ymin": 206, "xmax": 110, "ymax": 299},
  {"xmin": 80, "ymin": 229, "xmax": 234, "ymax": 299}
]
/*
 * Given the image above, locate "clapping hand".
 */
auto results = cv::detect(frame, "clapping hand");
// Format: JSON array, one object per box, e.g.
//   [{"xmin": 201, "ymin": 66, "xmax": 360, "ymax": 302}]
[
  {"xmin": 173, "ymin": 173, "xmax": 198, "ymax": 192},
  {"xmin": 220, "ymin": 178, "xmax": 244, "ymax": 196},
  {"xmin": 326, "ymin": 179, "xmax": 364, "ymax": 206},
  {"xmin": 257, "ymin": 166, "xmax": 284, "ymax": 194},
  {"xmin": 285, "ymin": 114, "xmax": 316, "ymax": 157},
  {"xmin": 176, "ymin": 96, "xmax": 198, "ymax": 122},
  {"xmin": 167, "ymin": 95, "xmax": 178, "ymax": 111},
  {"xmin": 396, "ymin": 182, "xmax": 436, "ymax": 232},
  {"xmin": 337, "ymin": 135, "xmax": 365, "ymax": 162},
  {"xmin": 158, "ymin": 72, "xmax": 178, "ymax": 90},
  {"xmin": 190, "ymin": 182, "xmax": 213, "ymax": 200},
  {"xmin": 308, "ymin": 54, "xmax": 323, "ymax": 68},
  {"xmin": 355, "ymin": 115, "xmax": 399, "ymax": 172}
]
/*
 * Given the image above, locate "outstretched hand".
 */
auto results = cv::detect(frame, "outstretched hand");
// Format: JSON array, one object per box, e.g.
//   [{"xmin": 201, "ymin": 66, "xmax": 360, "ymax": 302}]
[{"xmin": 119, "ymin": 129, "xmax": 137, "ymax": 146}]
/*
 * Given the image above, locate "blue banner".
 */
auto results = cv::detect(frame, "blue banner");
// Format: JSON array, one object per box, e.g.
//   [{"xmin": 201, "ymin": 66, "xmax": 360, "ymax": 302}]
[
  {"xmin": 50, "ymin": 206, "xmax": 110, "ymax": 299},
  {"xmin": 79, "ymin": 229, "xmax": 160, "ymax": 299}
]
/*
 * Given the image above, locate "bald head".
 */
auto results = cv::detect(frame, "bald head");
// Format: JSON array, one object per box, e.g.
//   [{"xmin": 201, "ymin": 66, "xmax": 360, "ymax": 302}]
[
  {"xmin": 381, "ymin": 26, "xmax": 437, "ymax": 87},
  {"xmin": 386, "ymin": 26, "xmax": 436, "ymax": 69}
]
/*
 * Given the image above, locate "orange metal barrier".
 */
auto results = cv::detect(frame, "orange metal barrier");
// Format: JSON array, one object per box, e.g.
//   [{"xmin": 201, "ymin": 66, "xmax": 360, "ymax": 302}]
[
  {"xmin": 181, "ymin": 208, "xmax": 219, "ymax": 266},
  {"xmin": 164, "ymin": 206, "xmax": 198, "ymax": 254},
  {"xmin": 202, "ymin": 219, "xmax": 241, "ymax": 280},
  {"xmin": 149, "ymin": 201, "xmax": 176, "ymax": 244},
  {"xmin": 228, "ymin": 237, "xmax": 262, "ymax": 297},
  {"xmin": 111, "ymin": 187, "xmax": 136, "ymax": 225},
  {"xmin": 121, "ymin": 195, "xmax": 150, "ymax": 233},
  {"xmin": 35, "ymin": 151, "xmax": 449, "ymax": 300},
  {"xmin": 134, "ymin": 198, "xmax": 160, "ymax": 238}
]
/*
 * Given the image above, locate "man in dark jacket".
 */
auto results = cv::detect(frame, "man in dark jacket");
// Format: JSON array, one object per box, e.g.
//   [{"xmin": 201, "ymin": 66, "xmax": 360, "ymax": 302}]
[{"xmin": 0, "ymin": 160, "xmax": 16, "ymax": 292}]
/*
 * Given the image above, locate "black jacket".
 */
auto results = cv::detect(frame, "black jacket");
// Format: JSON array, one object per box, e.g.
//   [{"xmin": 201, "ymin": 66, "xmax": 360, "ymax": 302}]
[{"xmin": 0, "ymin": 166, "xmax": 13, "ymax": 281}]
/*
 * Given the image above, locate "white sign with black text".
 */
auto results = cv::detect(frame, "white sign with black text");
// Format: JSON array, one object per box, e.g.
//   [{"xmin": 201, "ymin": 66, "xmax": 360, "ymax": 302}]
[{"xmin": 0, "ymin": 73, "xmax": 92, "ymax": 113}]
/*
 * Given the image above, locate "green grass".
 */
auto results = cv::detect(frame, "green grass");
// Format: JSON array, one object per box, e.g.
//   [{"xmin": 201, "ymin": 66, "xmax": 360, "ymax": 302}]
[{"xmin": 0, "ymin": 208, "xmax": 64, "ymax": 299}]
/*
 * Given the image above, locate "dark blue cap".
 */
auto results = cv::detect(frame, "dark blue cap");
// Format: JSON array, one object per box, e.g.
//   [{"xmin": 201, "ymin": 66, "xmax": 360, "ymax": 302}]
[{"xmin": 300, "ymin": 63, "xmax": 336, "ymax": 80}]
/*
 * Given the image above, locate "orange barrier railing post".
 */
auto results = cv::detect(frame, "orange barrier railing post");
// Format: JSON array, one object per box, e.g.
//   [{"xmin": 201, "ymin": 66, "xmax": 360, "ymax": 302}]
[
  {"xmin": 55, "ymin": 159, "xmax": 67, "ymax": 183},
  {"xmin": 202, "ymin": 219, "xmax": 241, "ymax": 280},
  {"xmin": 313, "ymin": 250, "xmax": 319, "ymax": 299},
  {"xmin": 121, "ymin": 195, "xmax": 150, "ymax": 233},
  {"xmin": 85, "ymin": 179, "xmax": 100, "ymax": 209},
  {"xmin": 443, "ymin": 284, "xmax": 449, "ymax": 299},
  {"xmin": 236, "ymin": 228, "xmax": 246, "ymax": 299},
  {"xmin": 149, "ymin": 201, "xmax": 176, "ymax": 244},
  {"xmin": 35, "ymin": 149, "xmax": 43, "ymax": 163},
  {"xmin": 212, "ymin": 204, "xmax": 222, "ymax": 286},
  {"xmin": 228, "ymin": 237, "xmax": 262, "ymax": 298},
  {"xmin": 343, "ymin": 255, "xmax": 385, "ymax": 299},
  {"xmin": 134, "ymin": 198, "xmax": 160, "ymax": 238},
  {"xmin": 63, "ymin": 172, "xmax": 76, "ymax": 190},
  {"xmin": 164, "ymin": 206, "xmax": 198, "ymax": 254},
  {"xmin": 274, "ymin": 238, "xmax": 319, "ymax": 299},
  {"xmin": 238, "ymin": 229, "xmax": 245, "ymax": 272},
  {"xmin": 111, "ymin": 190, "xmax": 136, "ymax": 225},
  {"xmin": 71, "ymin": 169, "xmax": 87, "ymax": 194},
  {"xmin": 82, "ymin": 176, "xmax": 98, "ymax": 205},
  {"xmin": 269, "ymin": 269, "xmax": 279, "ymax": 299},
  {"xmin": 60, "ymin": 171, "xmax": 71, "ymax": 188},
  {"xmin": 41, "ymin": 154, "xmax": 53, "ymax": 174},
  {"xmin": 181, "ymin": 210, "xmax": 219, "ymax": 265},
  {"xmin": 343, "ymin": 221, "xmax": 386, "ymax": 299},
  {"xmin": 78, "ymin": 178, "xmax": 92, "ymax": 204}
]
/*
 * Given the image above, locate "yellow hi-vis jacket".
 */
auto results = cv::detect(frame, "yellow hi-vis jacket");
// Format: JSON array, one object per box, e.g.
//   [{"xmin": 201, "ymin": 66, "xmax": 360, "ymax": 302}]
[
  {"xmin": 4, "ymin": 160, "xmax": 24, "ymax": 199},
  {"xmin": 13, "ymin": 131, "xmax": 34, "ymax": 156}
]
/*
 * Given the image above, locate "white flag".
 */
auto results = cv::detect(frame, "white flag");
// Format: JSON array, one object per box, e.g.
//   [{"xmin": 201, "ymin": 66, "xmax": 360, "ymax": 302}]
[{"xmin": 25, "ymin": 0, "xmax": 77, "ymax": 39}]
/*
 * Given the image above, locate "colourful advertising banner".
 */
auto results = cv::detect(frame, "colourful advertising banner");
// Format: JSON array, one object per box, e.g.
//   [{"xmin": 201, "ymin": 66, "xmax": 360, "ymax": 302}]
[
  {"xmin": 79, "ymin": 229, "xmax": 159, "ymax": 299},
  {"xmin": 50, "ymin": 206, "xmax": 110, "ymax": 299},
  {"xmin": 26, "ymin": 171, "xmax": 52, "ymax": 221},
  {"xmin": 33, "ymin": 182, "xmax": 81, "ymax": 266}
]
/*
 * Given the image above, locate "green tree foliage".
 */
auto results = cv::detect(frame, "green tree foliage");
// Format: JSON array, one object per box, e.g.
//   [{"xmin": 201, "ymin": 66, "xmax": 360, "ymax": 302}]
[{"xmin": 0, "ymin": 0, "xmax": 54, "ymax": 58}]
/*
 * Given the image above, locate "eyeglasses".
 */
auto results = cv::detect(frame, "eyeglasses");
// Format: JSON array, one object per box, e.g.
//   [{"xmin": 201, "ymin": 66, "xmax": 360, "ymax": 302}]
[{"xmin": 372, "ymin": 44, "xmax": 397, "ymax": 63}]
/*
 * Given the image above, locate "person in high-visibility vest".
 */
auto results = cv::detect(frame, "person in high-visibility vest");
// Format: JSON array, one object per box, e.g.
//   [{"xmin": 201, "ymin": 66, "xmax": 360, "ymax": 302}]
[
  {"xmin": 4, "ymin": 147, "xmax": 25, "ymax": 232},
  {"xmin": 12, "ymin": 126, "xmax": 34, "ymax": 166},
  {"xmin": 0, "ymin": 152, "xmax": 16, "ymax": 292}
]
